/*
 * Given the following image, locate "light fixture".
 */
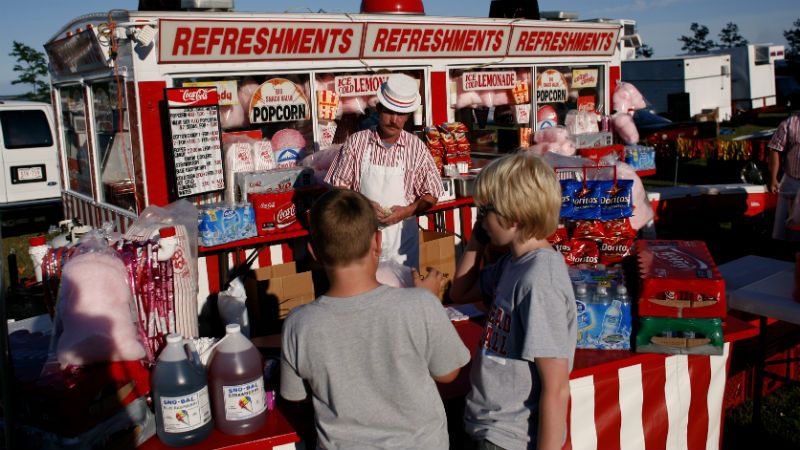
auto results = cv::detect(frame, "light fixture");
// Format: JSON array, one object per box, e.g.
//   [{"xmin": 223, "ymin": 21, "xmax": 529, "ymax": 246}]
[{"xmin": 133, "ymin": 25, "xmax": 156, "ymax": 47}]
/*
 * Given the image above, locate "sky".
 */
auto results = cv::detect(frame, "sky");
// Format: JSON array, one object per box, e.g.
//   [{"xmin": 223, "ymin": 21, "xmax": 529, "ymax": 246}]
[{"xmin": 1, "ymin": 0, "xmax": 798, "ymax": 96}]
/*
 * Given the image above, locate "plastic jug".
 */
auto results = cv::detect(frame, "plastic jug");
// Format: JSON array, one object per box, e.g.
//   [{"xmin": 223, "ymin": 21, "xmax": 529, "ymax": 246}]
[
  {"xmin": 208, "ymin": 324, "xmax": 266, "ymax": 435},
  {"xmin": 152, "ymin": 333, "xmax": 213, "ymax": 447}
]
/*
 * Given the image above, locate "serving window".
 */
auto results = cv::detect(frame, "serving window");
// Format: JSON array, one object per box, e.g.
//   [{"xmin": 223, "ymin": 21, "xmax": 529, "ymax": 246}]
[
  {"xmin": 91, "ymin": 79, "xmax": 137, "ymax": 213},
  {"xmin": 58, "ymin": 85, "xmax": 92, "ymax": 197},
  {"xmin": 448, "ymin": 67, "xmax": 532, "ymax": 154},
  {"xmin": 313, "ymin": 69, "xmax": 426, "ymax": 151},
  {"xmin": 533, "ymin": 64, "xmax": 605, "ymax": 128}
]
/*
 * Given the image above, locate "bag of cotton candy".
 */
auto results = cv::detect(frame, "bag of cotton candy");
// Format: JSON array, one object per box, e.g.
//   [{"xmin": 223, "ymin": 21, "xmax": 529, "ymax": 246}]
[{"xmin": 52, "ymin": 230, "xmax": 146, "ymax": 367}]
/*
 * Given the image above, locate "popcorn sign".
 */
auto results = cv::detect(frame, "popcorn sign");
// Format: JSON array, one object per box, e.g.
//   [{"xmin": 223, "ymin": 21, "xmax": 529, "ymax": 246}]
[
  {"xmin": 249, "ymin": 78, "xmax": 310, "ymax": 124},
  {"xmin": 536, "ymin": 69, "xmax": 568, "ymax": 103}
]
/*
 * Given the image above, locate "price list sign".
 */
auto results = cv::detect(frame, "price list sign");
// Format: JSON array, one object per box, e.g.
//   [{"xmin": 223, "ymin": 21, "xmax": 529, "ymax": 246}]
[{"xmin": 165, "ymin": 87, "xmax": 225, "ymax": 198}]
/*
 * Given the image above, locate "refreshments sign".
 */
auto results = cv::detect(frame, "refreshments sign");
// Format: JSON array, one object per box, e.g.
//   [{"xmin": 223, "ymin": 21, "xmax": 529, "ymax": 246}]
[
  {"xmin": 334, "ymin": 74, "xmax": 390, "ymax": 96},
  {"xmin": 158, "ymin": 19, "xmax": 619, "ymax": 63},
  {"xmin": 462, "ymin": 71, "xmax": 517, "ymax": 91},
  {"xmin": 165, "ymin": 87, "xmax": 225, "ymax": 198},
  {"xmin": 536, "ymin": 69, "xmax": 569, "ymax": 103},
  {"xmin": 249, "ymin": 78, "xmax": 310, "ymax": 124},
  {"xmin": 159, "ymin": 19, "xmax": 363, "ymax": 63}
]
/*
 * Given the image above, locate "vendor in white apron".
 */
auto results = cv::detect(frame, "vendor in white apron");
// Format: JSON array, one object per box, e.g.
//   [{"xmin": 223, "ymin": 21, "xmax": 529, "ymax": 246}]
[
  {"xmin": 768, "ymin": 111, "xmax": 800, "ymax": 240},
  {"xmin": 324, "ymin": 74, "xmax": 444, "ymax": 268}
]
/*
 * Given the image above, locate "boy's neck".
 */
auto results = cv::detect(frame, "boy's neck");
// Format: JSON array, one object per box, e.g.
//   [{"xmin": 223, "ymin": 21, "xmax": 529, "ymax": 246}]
[
  {"xmin": 510, "ymin": 236, "xmax": 551, "ymax": 259},
  {"xmin": 324, "ymin": 264, "xmax": 382, "ymax": 298}
]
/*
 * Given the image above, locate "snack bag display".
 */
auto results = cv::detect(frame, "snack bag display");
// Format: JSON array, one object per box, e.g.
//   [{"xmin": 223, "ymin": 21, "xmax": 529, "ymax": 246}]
[
  {"xmin": 598, "ymin": 179, "xmax": 634, "ymax": 221},
  {"xmin": 316, "ymin": 90, "xmax": 340, "ymax": 121}
]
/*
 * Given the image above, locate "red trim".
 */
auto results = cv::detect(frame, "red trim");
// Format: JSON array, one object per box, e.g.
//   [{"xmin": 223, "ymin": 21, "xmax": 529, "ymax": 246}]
[
  {"xmin": 593, "ymin": 368, "xmax": 622, "ymax": 449},
  {"xmin": 641, "ymin": 358, "xmax": 668, "ymax": 449},
  {"xmin": 462, "ymin": 204, "xmax": 473, "ymax": 242},
  {"xmin": 609, "ymin": 66, "xmax": 621, "ymax": 113},
  {"xmin": 430, "ymin": 71, "xmax": 448, "ymax": 125},
  {"xmin": 687, "ymin": 355, "xmax": 712, "ymax": 449},
  {"xmin": 137, "ymin": 81, "xmax": 169, "ymax": 206},
  {"xmin": 281, "ymin": 242, "xmax": 294, "ymax": 263}
]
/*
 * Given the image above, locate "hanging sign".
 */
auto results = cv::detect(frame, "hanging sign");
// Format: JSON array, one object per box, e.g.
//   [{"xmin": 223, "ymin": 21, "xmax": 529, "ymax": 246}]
[
  {"xmin": 183, "ymin": 80, "xmax": 239, "ymax": 105},
  {"xmin": 249, "ymin": 78, "xmax": 310, "ymax": 124},
  {"xmin": 572, "ymin": 69, "xmax": 599, "ymax": 89},
  {"xmin": 334, "ymin": 74, "xmax": 390, "ymax": 96},
  {"xmin": 536, "ymin": 69, "xmax": 569, "ymax": 103},
  {"xmin": 462, "ymin": 71, "xmax": 517, "ymax": 91},
  {"xmin": 165, "ymin": 87, "xmax": 225, "ymax": 198}
]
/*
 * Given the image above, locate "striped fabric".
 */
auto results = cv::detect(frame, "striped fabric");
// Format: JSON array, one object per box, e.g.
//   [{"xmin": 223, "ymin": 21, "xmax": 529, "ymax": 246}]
[
  {"xmin": 324, "ymin": 128, "xmax": 444, "ymax": 205},
  {"xmin": 566, "ymin": 343, "xmax": 730, "ymax": 450},
  {"xmin": 768, "ymin": 113, "xmax": 800, "ymax": 178}
]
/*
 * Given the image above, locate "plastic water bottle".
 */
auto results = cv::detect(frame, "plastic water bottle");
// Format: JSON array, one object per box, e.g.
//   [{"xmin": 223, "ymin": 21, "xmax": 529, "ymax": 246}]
[
  {"xmin": 208, "ymin": 324, "xmax": 266, "ymax": 435},
  {"xmin": 152, "ymin": 334, "xmax": 213, "ymax": 447},
  {"xmin": 600, "ymin": 300, "xmax": 623, "ymax": 340},
  {"xmin": 595, "ymin": 285, "xmax": 611, "ymax": 306},
  {"xmin": 617, "ymin": 285, "xmax": 631, "ymax": 307},
  {"xmin": 575, "ymin": 282, "xmax": 593, "ymax": 336}
]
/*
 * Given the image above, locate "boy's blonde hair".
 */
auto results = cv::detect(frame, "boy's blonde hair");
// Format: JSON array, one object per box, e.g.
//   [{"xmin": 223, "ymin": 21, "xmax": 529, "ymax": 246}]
[
  {"xmin": 309, "ymin": 189, "xmax": 379, "ymax": 266},
  {"xmin": 474, "ymin": 153, "xmax": 561, "ymax": 240}
]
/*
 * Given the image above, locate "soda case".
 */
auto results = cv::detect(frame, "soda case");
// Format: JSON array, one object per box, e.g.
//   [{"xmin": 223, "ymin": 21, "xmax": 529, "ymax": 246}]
[
  {"xmin": 572, "ymin": 266, "xmax": 632, "ymax": 350},
  {"xmin": 234, "ymin": 167, "xmax": 314, "ymax": 203},
  {"xmin": 248, "ymin": 186, "xmax": 324, "ymax": 236},
  {"xmin": 635, "ymin": 317, "xmax": 724, "ymax": 356},
  {"xmin": 636, "ymin": 240, "xmax": 726, "ymax": 319},
  {"xmin": 198, "ymin": 203, "xmax": 257, "ymax": 247}
]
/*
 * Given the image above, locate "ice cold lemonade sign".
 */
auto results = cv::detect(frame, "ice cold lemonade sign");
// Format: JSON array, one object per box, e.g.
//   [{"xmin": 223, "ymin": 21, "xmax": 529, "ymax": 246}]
[
  {"xmin": 334, "ymin": 74, "xmax": 390, "ymax": 96},
  {"xmin": 249, "ymin": 78, "xmax": 310, "ymax": 124},
  {"xmin": 166, "ymin": 87, "xmax": 225, "ymax": 198},
  {"xmin": 462, "ymin": 71, "xmax": 517, "ymax": 91}
]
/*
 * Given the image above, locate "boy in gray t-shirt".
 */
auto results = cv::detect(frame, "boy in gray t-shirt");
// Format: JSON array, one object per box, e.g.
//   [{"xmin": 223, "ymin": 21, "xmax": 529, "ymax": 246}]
[
  {"xmin": 451, "ymin": 153, "xmax": 577, "ymax": 450},
  {"xmin": 280, "ymin": 189, "xmax": 470, "ymax": 449}
]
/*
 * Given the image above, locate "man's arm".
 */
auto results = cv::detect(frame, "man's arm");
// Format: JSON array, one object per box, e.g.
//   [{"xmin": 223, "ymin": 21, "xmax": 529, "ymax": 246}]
[
  {"xmin": 535, "ymin": 357, "xmax": 571, "ymax": 450},
  {"xmin": 382, "ymin": 194, "xmax": 436, "ymax": 226},
  {"xmin": 450, "ymin": 234, "xmax": 487, "ymax": 303},
  {"xmin": 769, "ymin": 150, "xmax": 781, "ymax": 193},
  {"xmin": 432, "ymin": 367, "xmax": 460, "ymax": 384}
]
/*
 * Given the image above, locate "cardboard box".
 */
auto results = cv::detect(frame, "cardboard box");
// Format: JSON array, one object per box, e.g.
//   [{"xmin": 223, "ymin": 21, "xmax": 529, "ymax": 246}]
[
  {"xmin": 234, "ymin": 167, "xmax": 314, "ymax": 202},
  {"xmin": 573, "ymin": 131, "xmax": 613, "ymax": 149},
  {"xmin": 245, "ymin": 262, "xmax": 315, "ymax": 336},
  {"xmin": 419, "ymin": 230, "xmax": 456, "ymax": 299}
]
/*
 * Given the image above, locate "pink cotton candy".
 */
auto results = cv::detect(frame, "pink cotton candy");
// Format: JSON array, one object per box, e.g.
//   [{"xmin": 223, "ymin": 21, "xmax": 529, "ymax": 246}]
[
  {"xmin": 612, "ymin": 112, "xmax": 639, "ymax": 144},
  {"xmin": 534, "ymin": 126, "xmax": 569, "ymax": 144},
  {"xmin": 613, "ymin": 82, "xmax": 646, "ymax": 112},
  {"xmin": 237, "ymin": 77, "xmax": 260, "ymax": 127},
  {"xmin": 340, "ymin": 96, "xmax": 369, "ymax": 115},
  {"xmin": 55, "ymin": 252, "xmax": 146, "ymax": 366},
  {"xmin": 219, "ymin": 104, "xmax": 247, "ymax": 130}
]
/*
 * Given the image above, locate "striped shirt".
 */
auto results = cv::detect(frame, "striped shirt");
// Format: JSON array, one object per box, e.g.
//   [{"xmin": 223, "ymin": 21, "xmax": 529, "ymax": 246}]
[
  {"xmin": 769, "ymin": 112, "xmax": 800, "ymax": 178},
  {"xmin": 324, "ymin": 128, "xmax": 444, "ymax": 205}
]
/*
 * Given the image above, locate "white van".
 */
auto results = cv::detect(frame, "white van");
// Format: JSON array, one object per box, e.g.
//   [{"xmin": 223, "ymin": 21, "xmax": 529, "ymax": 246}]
[{"xmin": 0, "ymin": 100, "xmax": 61, "ymax": 206}]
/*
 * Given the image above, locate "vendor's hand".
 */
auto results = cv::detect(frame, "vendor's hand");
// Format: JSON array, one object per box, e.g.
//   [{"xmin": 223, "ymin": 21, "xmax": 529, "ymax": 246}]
[
  {"xmin": 412, "ymin": 266, "xmax": 447, "ymax": 298},
  {"xmin": 380, "ymin": 205, "xmax": 413, "ymax": 226},
  {"xmin": 371, "ymin": 201, "xmax": 388, "ymax": 220}
]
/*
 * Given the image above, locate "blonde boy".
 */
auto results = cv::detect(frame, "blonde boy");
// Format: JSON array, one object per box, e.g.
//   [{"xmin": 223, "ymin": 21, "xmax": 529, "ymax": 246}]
[
  {"xmin": 281, "ymin": 189, "xmax": 470, "ymax": 449},
  {"xmin": 451, "ymin": 153, "xmax": 577, "ymax": 450}
]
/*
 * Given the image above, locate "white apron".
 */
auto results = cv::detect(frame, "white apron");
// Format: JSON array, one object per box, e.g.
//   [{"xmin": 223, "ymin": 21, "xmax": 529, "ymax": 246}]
[
  {"xmin": 359, "ymin": 145, "xmax": 420, "ymax": 268},
  {"xmin": 773, "ymin": 173, "xmax": 800, "ymax": 240}
]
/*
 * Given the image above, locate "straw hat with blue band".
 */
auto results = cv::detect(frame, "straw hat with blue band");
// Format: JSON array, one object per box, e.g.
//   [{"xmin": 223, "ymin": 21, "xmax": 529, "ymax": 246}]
[{"xmin": 376, "ymin": 74, "xmax": 421, "ymax": 114}]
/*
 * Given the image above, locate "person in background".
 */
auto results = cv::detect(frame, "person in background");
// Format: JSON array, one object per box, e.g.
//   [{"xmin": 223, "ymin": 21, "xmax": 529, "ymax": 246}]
[
  {"xmin": 280, "ymin": 189, "xmax": 470, "ymax": 449},
  {"xmin": 325, "ymin": 73, "xmax": 443, "ymax": 269},
  {"xmin": 450, "ymin": 153, "xmax": 576, "ymax": 450},
  {"xmin": 768, "ymin": 108, "xmax": 800, "ymax": 240}
]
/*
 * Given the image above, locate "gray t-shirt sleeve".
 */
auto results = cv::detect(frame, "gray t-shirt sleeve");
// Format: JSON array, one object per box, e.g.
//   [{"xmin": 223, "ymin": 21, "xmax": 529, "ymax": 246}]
[
  {"xmin": 418, "ymin": 291, "xmax": 471, "ymax": 377},
  {"xmin": 280, "ymin": 316, "xmax": 308, "ymax": 401},
  {"xmin": 520, "ymin": 259, "xmax": 575, "ymax": 363}
]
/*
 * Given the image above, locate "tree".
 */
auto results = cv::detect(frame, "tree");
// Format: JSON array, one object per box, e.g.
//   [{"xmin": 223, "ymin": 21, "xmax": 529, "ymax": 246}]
[
  {"xmin": 678, "ymin": 23, "xmax": 716, "ymax": 54},
  {"xmin": 718, "ymin": 22, "xmax": 748, "ymax": 48},
  {"xmin": 9, "ymin": 41, "xmax": 50, "ymax": 102},
  {"xmin": 785, "ymin": 18, "xmax": 800, "ymax": 60},
  {"xmin": 636, "ymin": 44, "xmax": 654, "ymax": 59}
]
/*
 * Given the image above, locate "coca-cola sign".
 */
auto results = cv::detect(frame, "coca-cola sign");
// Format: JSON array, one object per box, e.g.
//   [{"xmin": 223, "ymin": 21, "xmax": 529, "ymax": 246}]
[
  {"xmin": 167, "ymin": 87, "xmax": 220, "ymax": 107},
  {"xmin": 276, "ymin": 202, "xmax": 297, "ymax": 228}
]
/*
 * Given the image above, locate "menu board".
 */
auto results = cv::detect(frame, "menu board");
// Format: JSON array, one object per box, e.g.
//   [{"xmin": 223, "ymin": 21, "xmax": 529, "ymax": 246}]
[{"xmin": 165, "ymin": 87, "xmax": 225, "ymax": 198}]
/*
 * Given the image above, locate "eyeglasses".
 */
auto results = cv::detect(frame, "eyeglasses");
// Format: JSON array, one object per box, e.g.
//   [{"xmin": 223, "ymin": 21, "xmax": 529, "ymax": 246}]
[{"xmin": 477, "ymin": 204, "xmax": 497, "ymax": 218}]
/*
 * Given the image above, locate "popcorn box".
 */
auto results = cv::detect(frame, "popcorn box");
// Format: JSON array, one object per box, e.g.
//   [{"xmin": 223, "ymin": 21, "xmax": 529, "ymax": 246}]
[
  {"xmin": 317, "ymin": 90, "xmax": 340, "ymax": 121},
  {"xmin": 319, "ymin": 120, "xmax": 338, "ymax": 149},
  {"xmin": 512, "ymin": 104, "xmax": 531, "ymax": 125},
  {"xmin": 512, "ymin": 79, "xmax": 530, "ymax": 104}
]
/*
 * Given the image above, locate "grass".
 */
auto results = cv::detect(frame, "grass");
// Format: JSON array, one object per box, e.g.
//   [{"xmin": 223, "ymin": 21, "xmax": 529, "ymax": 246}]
[{"xmin": 724, "ymin": 388, "xmax": 800, "ymax": 449}]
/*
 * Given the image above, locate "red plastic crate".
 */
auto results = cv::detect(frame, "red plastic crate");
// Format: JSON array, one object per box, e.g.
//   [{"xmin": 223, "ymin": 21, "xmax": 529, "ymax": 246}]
[{"xmin": 636, "ymin": 240, "xmax": 726, "ymax": 318}]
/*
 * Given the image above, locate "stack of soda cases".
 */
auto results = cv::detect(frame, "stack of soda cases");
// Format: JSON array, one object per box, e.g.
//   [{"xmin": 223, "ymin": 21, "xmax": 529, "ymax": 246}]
[
  {"xmin": 634, "ymin": 240, "xmax": 726, "ymax": 355},
  {"xmin": 571, "ymin": 264, "xmax": 633, "ymax": 350}
]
